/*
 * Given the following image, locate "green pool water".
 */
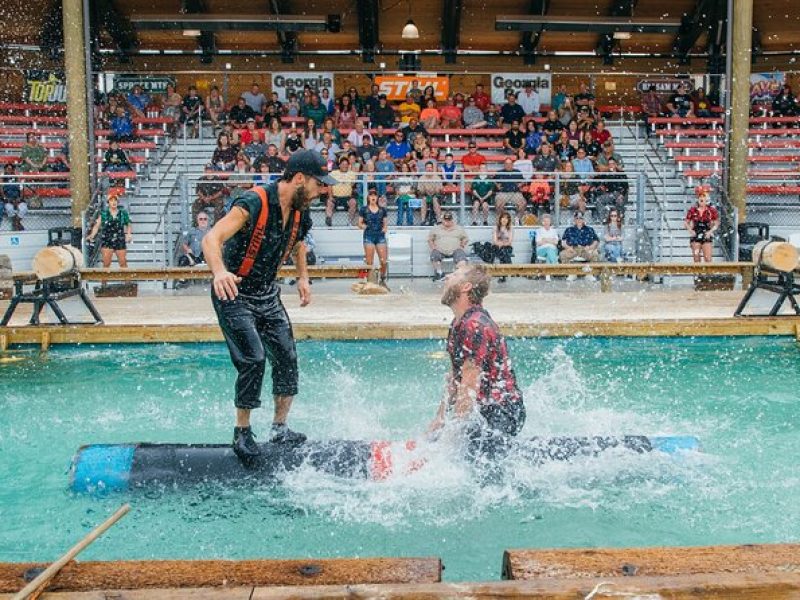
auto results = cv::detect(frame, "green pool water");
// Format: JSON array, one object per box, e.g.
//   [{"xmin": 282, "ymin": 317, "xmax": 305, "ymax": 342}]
[{"xmin": 1, "ymin": 337, "xmax": 799, "ymax": 581}]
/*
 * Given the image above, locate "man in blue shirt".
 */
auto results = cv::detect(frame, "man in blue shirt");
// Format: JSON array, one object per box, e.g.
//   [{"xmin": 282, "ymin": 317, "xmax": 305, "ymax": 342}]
[
  {"xmin": 494, "ymin": 158, "xmax": 525, "ymax": 216},
  {"xmin": 386, "ymin": 130, "xmax": 412, "ymax": 162},
  {"xmin": 127, "ymin": 85, "xmax": 150, "ymax": 116},
  {"xmin": 560, "ymin": 212, "xmax": 599, "ymax": 263}
]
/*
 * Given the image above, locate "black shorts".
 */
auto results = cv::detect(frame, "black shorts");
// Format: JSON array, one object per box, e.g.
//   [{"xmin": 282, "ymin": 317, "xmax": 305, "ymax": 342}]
[
  {"xmin": 212, "ymin": 284, "xmax": 299, "ymax": 409},
  {"xmin": 100, "ymin": 234, "xmax": 126, "ymax": 251},
  {"xmin": 332, "ymin": 196, "xmax": 353, "ymax": 210}
]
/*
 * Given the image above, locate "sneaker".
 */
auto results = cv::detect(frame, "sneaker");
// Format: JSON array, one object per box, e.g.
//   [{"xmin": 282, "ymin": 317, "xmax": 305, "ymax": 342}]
[
  {"xmin": 325, "ymin": 216, "xmax": 332, "ymax": 227},
  {"xmin": 483, "ymin": 221, "xmax": 489, "ymax": 226},
  {"xmin": 432, "ymin": 271, "xmax": 444, "ymax": 282},
  {"xmin": 232, "ymin": 426, "xmax": 261, "ymax": 462},
  {"xmin": 545, "ymin": 275, "xmax": 551, "ymax": 282},
  {"xmin": 471, "ymin": 221, "xmax": 478, "ymax": 226},
  {"xmin": 379, "ymin": 277, "xmax": 391, "ymax": 291},
  {"xmin": 270, "ymin": 423, "xmax": 307, "ymax": 445},
  {"xmin": 567, "ymin": 274, "xmax": 577, "ymax": 282}
]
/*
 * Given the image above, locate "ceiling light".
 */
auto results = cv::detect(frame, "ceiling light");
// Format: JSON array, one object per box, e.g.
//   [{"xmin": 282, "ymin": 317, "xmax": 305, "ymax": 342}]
[
  {"xmin": 613, "ymin": 31, "xmax": 632, "ymax": 40},
  {"xmin": 402, "ymin": 19, "xmax": 419, "ymax": 39},
  {"xmin": 182, "ymin": 29, "xmax": 201, "ymax": 36}
]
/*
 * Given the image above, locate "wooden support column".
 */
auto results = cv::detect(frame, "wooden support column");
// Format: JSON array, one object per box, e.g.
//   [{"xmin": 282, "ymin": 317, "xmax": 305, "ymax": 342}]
[
  {"xmin": 62, "ymin": 0, "xmax": 92, "ymax": 229},
  {"xmin": 726, "ymin": 0, "xmax": 753, "ymax": 221}
]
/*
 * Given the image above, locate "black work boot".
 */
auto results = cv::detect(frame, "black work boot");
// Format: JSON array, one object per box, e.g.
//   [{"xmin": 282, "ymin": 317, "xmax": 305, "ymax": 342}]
[
  {"xmin": 232, "ymin": 426, "xmax": 261, "ymax": 463},
  {"xmin": 270, "ymin": 423, "xmax": 307, "ymax": 445}
]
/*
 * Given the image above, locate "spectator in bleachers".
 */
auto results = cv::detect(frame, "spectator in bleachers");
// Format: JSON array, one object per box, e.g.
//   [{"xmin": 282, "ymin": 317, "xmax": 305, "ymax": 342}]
[
  {"xmin": 239, "ymin": 119, "xmax": 264, "ymax": 161},
  {"xmin": 416, "ymin": 147, "xmax": 437, "ymax": 173},
  {"xmin": 19, "ymin": 133, "xmax": 48, "ymax": 172},
  {"xmin": 241, "ymin": 83, "xmax": 267, "ymax": 116},
  {"xmin": 772, "ymin": 84, "xmax": 798, "ymax": 117},
  {"xmin": 110, "ymin": 105, "xmax": 136, "ymax": 143},
  {"xmin": 180, "ymin": 86, "xmax": 204, "ymax": 137},
  {"xmin": 493, "ymin": 211, "xmax": 514, "ymax": 280},
  {"xmin": 666, "ymin": 83, "xmax": 694, "ymax": 118},
  {"xmin": 572, "ymin": 146, "xmax": 594, "ymax": 177},
  {"xmin": 576, "ymin": 102, "xmax": 596, "ymax": 131},
  {"xmin": 335, "ymin": 94, "xmax": 359, "ymax": 129},
  {"xmin": 405, "ymin": 117, "xmax": 428, "ymax": 145},
  {"xmin": 439, "ymin": 97, "xmax": 463, "ymax": 128},
  {"xmin": 503, "ymin": 119, "xmax": 525, "ymax": 155},
  {"xmin": 640, "ymin": 84, "xmax": 662, "ymax": 129},
  {"xmin": 495, "ymin": 158, "xmax": 525, "ymax": 218},
  {"xmin": 473, "ymin": 83, "xmax": 491, "ymax": 113},
  {"xmin": 517, "ymin": 82, "xmax": 541, "ymax": 116},
  {"xmin": 320, "ymin": 147, "xmax": 334, "ymax": 172},
  {"xmin": 302, "ymin": 93, "xmax": 328, "ymax": 127},
  {"xmin": 326, "ymin": 156, "xmax": 358, "ymax": 226},
  {"xmin": 229, "ymin": 97, "xmax": 255, "ymax": 128},
  {"xmin": 358, "ymin": 134, "xmax": 378, "ymax": 162},
  {"xmin": 421, "ymin": 86, "xmax": 437, "ymax": 108},
  {"xmin": 462, "ymin": 96, "xmax": 486, "ymax": 129},
  {"xmin": 371, "ymin": 124, "xmax": 390, "ymax": 148},
  {"xmin": 595, "ymin": 140, "xmax": 624, "ymax": 171},
  {"xmin": 178, "ymin": 211, "xmax": 210, "ymax": 268},
  {"xmin": 484, "ymin": 104, "xmax": 500, "ymax": 128},
  {"xmin": 265, "ymin": 117, "xmax": 286, "ymax": 153},
  {"xmin": 253, "ymin": 162, "xmax": 272, "ymax": 186},
  {"xmin": 386, "ymin": 129, "xmax": 412, "ymax": 162},
  {"xmin": 685, "ymin": 187, "xmax": 719, "ymax": 263},
  {"xmin": 604, "ymin": 209, "xmax": 624, "ymax": 262},
  {"xmin": 346, "ymin": 120, "xmax": 369, "ymax": 148},
  {"xmin": 594, "ymin": 159, "xmax": 628, "ymax": 218},
  {"xmin": 527, "ymin": 173, "xmax": 552, "ymax": 217},
  {"xmin": 315, "ymin": 131, "xmax": 340, "ymax": 156},
  {"xmin": 319, "ymin": 87, "xmax": 334, "ymax": 115},
  {"xmin": 284, "ymin": 124, "xmax": 303, "ymax": 155},
  {"xmin": 358, "ymin": 189, "xmax": 389, "ymax": 286},
  {"xmin": 500, "ymin": 93, "xmax": 525, "ymax": 126},
  {"xmin": 560, "ymin": 161, "xmax": 588, "ymax": 214},
  {"xmin": 532, "ymin": 142, "xmax": 560, "ymax": 173},
  {"xmin": 580, "ymin": 129, "xmax": 601, "ymax": 162},
  {"xmin": 462, "ymin": 140, "xmax": 487, "ymax": 172},
  {"xmin": 558, "ymin": 97, "xmax": 575, "ymax": 127},
  {"xmin": 161, "ymin": 83, "xmax": 183, "ymax": 123},
  {"xmin": 574, "ymin": 83, "xmax": 595, "ymax": 112},
  {"xmin": 127, "ymin": 84, "xmax": 150, "ymax": 117},
  {"xmin": 513, "ymin": 147, "xmax": 533, "ymax": 181},
  {"xmin": 322, "ymin": 116, "xmax": 343, "ymax": 145},
  {"xmin": 542, "ymin": 109, "xmax": 564, "ymax": 143},
  {"xmin": 591, "ymin": 119, "xmax": 611, "ymax": 145},
  {"xmin": 398, "ymin": 93, "xmax": 421, "ymax": 125},
  {"xmin": 211, "ymin": 133, "xmax": 237, "ymax": 171},
  {"xmin": 566, "ymin": 119, "xmax": 582, "ymax": 146},
  {"xmin": 374, "ymin": 149, "xmax": 394, "ymax": 200},
  {"xmin": 193, "ymin": 172, "xmax": 225, "ymax": 224},
  {"xmin": 692, "ymin": 87, "xmax": 714, "ymax": 118},
  {"xmin": 535, "ymin": 213, "xmax": 560, "ymax": 265},
  {"xmin": 439, "ymin": 152, "xmax": 459, "ymax": 184},
  {"xmin": 560, "ymin": 211, "xmax": 599, "ymax": 264},
  {"xmin": 417, "ymin": 161, "xmax": 444, "ymax": 226},
  {"xmin": 103, "ymin": 140, "xmax": 131, "ymax": 173},
  {"xmin": 286, "ymin": 93, "xmax": 301, "ymax": 117},
  {"xmin": 86, "ymin": 192, "xmax": 132, "ymax": 268},
  {"xmin": 420, "ymin": 98, "xmax": 441, "ymax": 129},
  {"xmin": 552, "ymin": 84, "xmax": 569, "ymax": 112},
  {"xmin": 347, "ymin": 86, "xmax": 366, "ymax": 115},
  {"xmin": 408, "ymin": 80, "xmax": 423, "ymax": 105},
  {"xmin": 371, "ymin": 95, "xmax": 397, "ymax": 128},
  {"xmin": 2, "ymin": 164, "xmax": 25, "ymax": 231},
  {"xmin": 470, "ymin": 164, "xmax": 495, "ymax": 226},
  {"xmin": 366, "ymin": 83, "xmax": 381, "ymax": 117},
  {"xmin": 554, "ymin": 130, "xmax": 576, "ymax": 163},
  {"xmin": 263, "ymin": 144, "xmax": 287, "ymax": 175},
  {"xmin": 394, "ymin": 161, "xmax": 416, "ymax": 225},
  {"xmin": 429, "ymin": 212, "xmax": 469, "ymax": 281},
  {"xmin": 523, "ymin": 120, "xmax": 543, "ymax": 156},
  {"xmin": 303, "ymin": 118, "xmax": 321, "ymax": 150},
  {"xmin": 205, "ymin": 85, "xmax": 226, "ymax": 129}
]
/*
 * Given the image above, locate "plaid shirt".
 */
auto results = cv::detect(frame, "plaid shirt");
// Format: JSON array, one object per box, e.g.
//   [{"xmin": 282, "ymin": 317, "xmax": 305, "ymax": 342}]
[{"xmin": 447, "ymin": 305, "xmax": 523, "ymax": 407}]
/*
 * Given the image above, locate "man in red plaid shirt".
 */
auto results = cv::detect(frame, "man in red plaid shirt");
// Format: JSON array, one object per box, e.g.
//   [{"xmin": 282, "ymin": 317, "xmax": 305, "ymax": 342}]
[{"xmin": 428, "ymin": 264, "xmax": 526, "ymax": 455}]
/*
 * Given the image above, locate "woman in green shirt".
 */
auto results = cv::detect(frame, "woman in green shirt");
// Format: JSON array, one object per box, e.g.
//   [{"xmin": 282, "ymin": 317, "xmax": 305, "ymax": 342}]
[{"xmin": 86, "ymin": 193, "xmax": 132, "ymax": 268}]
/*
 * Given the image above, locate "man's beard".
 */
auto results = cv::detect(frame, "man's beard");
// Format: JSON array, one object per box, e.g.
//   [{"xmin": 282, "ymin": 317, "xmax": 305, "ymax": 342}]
[
  {"xmin": 441, "ymin": 283, "xmax": 460, "ymax": 307},
  {"xmin": 291, "ymin": 184, "xmax": 312, "ymax": 210}
]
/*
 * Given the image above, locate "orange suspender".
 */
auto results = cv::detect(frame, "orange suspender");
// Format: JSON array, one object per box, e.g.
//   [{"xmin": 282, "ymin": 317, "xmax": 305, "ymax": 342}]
[{"xmin": 236, "ymin": 186, "xmax": 302, "ymax": 278}]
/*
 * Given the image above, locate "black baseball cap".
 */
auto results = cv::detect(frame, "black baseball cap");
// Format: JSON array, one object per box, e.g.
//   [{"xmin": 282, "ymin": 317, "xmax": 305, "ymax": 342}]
[{"xmin": 284, "ymin": 150, "xmax": 338, "ymax": 185}]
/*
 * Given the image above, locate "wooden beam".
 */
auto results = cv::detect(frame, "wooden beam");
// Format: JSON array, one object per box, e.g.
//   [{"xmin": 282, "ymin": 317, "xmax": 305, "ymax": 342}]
[
  {"xmin": 356, "ymin": 0, "xmax": 379, "ymax": 63},
  {"xmin": 673, "ymin": 0, "xmax": 716, "ymax": 61},
  {"xmin": 0, "ymin": 558, "xmax": 441, "ymax": 594},
  {"xmin": 503, "ymin": 544, "xmax": 800, "ymax": 580},
  {"xmin": 441, "ymin": 0, "xmax": 463, "ymax": 64}
]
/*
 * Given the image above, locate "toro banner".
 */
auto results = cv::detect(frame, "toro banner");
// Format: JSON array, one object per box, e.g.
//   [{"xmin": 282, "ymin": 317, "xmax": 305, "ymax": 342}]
[
  {"xmin": 272, "ymin": 72, "xmax": 335, "ymax": 102},
  {"xmin": 24, "ymin": 71, "xmax": 66, "ymax": 104},
  {"xmin": 491, "ymin": 73, "xmax": 551, "ymax": 105},
  {"xmin": 375, "ymin": 76, "xmax": 450, "ymax": 101}
]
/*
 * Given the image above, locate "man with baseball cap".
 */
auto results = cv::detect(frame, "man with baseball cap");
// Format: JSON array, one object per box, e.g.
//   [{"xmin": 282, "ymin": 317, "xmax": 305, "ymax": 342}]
[{"xmin": 202, "ymin": 150, "xmax": 337, "ymax": 464}]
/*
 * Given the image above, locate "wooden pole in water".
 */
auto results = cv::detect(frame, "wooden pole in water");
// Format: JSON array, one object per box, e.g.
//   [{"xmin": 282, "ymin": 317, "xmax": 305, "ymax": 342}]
[{"xmin": 11, "ymin": 504, "xmax": 130, "ymax": 600}]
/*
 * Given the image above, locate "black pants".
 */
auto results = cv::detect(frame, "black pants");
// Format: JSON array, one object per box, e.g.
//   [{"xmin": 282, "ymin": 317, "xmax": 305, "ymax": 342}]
[
  {"xmin": 212, "ymin": 284, "xmax": 298, "ymax": 410},
  {"xmin": 466, "ymin": 401, "xmax": 526, "ymax": 459},
  {"xmin": 493, "ymin": 245, "xmax": 512, "ymax": 265}
]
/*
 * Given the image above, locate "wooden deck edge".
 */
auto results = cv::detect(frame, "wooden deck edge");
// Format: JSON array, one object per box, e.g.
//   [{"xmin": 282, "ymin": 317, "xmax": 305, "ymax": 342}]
[
  {"xmin": 2, "ymin": 573, "xmax": 799, "ymax": 599},
  {"xmin": 1, "ymin": 317, "xmax": 799, "ymax": 347}
]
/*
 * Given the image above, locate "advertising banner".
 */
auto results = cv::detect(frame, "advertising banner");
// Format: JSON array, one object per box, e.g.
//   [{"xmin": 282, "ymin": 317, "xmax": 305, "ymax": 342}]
[
  {"xmin": 636, "ymin": 78, "xmax": 694, "ymax": 95},
  {"xmin": 749, "ymin": 72, "xmax": 784, "ymax": 103},
  {"xmin": 374, "ymin": 75, "xmax": 450, "ymax": 101},
  {"xmin": 24, "ymin": 71, "xmax": 66, "ymax": 103},
  {"xmin": 491, "ymin": 73, "xmax": 551, "ymax": 104},
  {"xmin": 272, "ymin": 72, "xmax": 335, "ymax": 102},
  {"xmin": 112, "ymin": 74, "xmax": 176, "ymax": 96}
]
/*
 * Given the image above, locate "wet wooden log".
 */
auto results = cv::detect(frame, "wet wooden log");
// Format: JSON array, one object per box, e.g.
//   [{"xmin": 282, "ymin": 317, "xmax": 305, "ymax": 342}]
[
  {"xmin": 0, "ymin": 558, "xmax": 441, "ymax": 594},
  {"xmin": 502, "ymin": 543, "xmax": 800, "ymax": 580}
]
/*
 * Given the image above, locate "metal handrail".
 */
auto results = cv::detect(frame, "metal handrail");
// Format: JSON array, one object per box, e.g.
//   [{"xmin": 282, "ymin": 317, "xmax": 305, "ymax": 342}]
[{"xmin": 151, "ymin": 149, "xmax": 182, "ymax": 265}]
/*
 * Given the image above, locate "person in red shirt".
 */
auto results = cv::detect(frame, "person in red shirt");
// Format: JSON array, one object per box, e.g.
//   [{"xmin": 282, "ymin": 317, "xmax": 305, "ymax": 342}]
[
  {"xmin": 685, "ymin": 187, "xmax": 720, "ymax": 263},
  {"xmin": 428, "ymin": 263, "xmax": 526, "ymax": 457},
  {"xmin": 238, "ymin": 118, "xmax": 260, "ymax": 146},
  {"xmin": 461, "ymin": 141, "xmax": 486, "ymax": 172},
  {"xmin": 473, "ymin": 84, "xmax": 491, "ymax": 113},
  {"xmin": 439, "ymin": 98, "xmax": 463, "ymax": 128},
  {"xmin": 591, "ymin": 119, "xmax": 612, "ymax": 145}
]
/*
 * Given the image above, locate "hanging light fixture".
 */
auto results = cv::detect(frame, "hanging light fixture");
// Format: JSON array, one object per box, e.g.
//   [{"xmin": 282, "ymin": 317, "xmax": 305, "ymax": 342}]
[{"xmin": 401, "ymin": 1, "xmax": 419, "ymax": 39}]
